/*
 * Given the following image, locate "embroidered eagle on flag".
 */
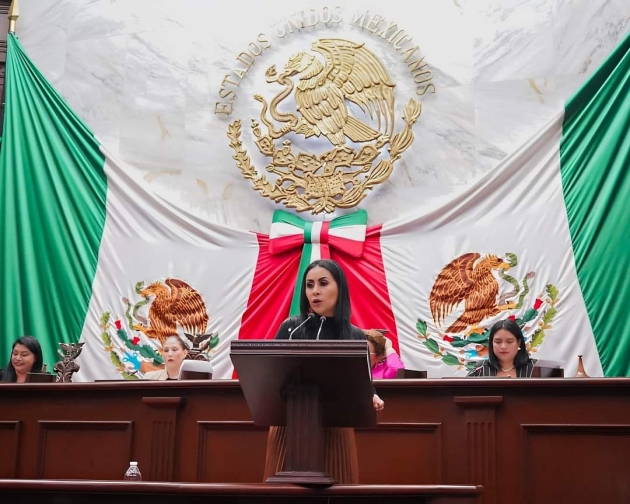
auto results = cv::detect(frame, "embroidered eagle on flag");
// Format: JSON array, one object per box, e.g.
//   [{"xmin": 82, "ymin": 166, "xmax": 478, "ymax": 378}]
[
  {"xmin": 132, "ymin": 278, "xmax": 209, "ymax": 346},
  {"xmin": 429, "ymin": 253, "xmax": 516, "ymax": 335}
]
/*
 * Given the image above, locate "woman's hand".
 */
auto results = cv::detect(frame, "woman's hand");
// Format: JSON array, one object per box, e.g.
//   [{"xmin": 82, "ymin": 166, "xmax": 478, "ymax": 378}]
[
  {"xmin": 384, "ymin": 336, "xmax": 396, "ymax": 356},
  {"xmin": 373, "ymin": 394, "xmax": 385, "ymax": 412}
]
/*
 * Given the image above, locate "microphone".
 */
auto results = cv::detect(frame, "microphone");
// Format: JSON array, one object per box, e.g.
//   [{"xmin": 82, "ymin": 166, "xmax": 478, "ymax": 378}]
[
  {"xmin": 288, "ymin": 313, "xmax": 315, "ymax": 340},
  {"xmin": 315, "ymin": 316, "xmax": 326, "ymax": 340}
]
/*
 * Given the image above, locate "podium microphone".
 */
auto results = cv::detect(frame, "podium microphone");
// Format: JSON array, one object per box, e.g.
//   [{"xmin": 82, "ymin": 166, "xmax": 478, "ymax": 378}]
[
  {"xmin": 288, "ymin": 313, "xmax": 315, "ymax": 340},
  {"xmin": 315, "ymin": 316, "xmax": 326, "ymax": 340}
]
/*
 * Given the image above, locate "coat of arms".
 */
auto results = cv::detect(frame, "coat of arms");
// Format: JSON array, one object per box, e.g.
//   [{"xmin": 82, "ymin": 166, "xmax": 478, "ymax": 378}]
[
  {"xmin": 100, "ymin": 279, "xmax": 219, "ymax": 379},
  {"xmin": 228, "ymin": 38, "xmax": 422, "ymax": 214},
  {"xmin": 416, "ymin": 252, "xmax": 559, "ymax": 371}
]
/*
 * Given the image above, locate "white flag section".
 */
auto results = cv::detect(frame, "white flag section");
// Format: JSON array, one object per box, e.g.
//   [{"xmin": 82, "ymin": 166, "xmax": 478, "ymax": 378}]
[
  {"xmin": 382, "ymin": 112, "xmax": 603, "ymax": 378},
  {"xmin": 74, "ymin": 111, "xmax": 605, "ymax": 380},
  {"xmin": 75, "ymin": 147, "xmax": 260, "ymax": 381}
]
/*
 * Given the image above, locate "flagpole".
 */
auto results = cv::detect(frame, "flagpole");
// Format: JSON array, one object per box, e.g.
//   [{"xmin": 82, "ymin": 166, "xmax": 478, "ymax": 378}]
[
  {"xmin": 1, "ymin": 0, "xmax": 18, "ymax": 140},
  {"xmin": 8, "ymin": 0, "xmax": 19, "ymax": 34}
]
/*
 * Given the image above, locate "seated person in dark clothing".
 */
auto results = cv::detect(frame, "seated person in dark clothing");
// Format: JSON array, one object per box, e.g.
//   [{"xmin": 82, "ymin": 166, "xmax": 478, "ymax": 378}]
[
  {"xmin": 1, "ymin": 335, "xmax": 43, "ymax": 383},
  {"xmin": 467, "ymin": 319, "xmax": 536, "ymax": 378}
]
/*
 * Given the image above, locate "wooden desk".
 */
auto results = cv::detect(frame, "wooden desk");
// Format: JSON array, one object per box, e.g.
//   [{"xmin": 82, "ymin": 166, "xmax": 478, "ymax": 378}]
[
  {"xmin": 0, "ymin": 480, "xmax": 482, "ymax": 503},
  {"xmin": 1, "ymin": 379, "xmax": 629, "ymax": 504}
]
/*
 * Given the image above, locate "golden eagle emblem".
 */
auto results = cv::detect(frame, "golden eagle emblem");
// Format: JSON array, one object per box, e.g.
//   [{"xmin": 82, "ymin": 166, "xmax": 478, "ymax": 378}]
[
  {"xmin": 227, "ymin": 38, "xmax": 423, "ymax": 214},
  {"xmin": 274, "ymin": 39, "xmax": 395, "ymax": 146},
  {"xmin": 429, "ymin": 253, "xmax": 516, "ymax": 335},
  {"xmin": 132, "ymin": 278, "xmax": 210, "ymax": 347}
]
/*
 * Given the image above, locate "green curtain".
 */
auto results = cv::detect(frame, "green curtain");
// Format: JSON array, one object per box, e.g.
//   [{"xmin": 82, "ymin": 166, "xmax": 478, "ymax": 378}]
[
  {"xmin": 0, "ymin": 34, "xmax": 108, "ymax": 370},
  {"xmin": 560, "ymin": 30, "xmax": 630, "ymax": 376}
]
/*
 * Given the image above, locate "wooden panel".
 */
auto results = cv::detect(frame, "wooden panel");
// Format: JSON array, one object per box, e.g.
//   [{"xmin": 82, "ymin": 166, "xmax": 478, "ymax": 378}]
[
  {"xmin": 455, "ymin": 396, "xmax": 503, "ymax": 504},
  {"xmin": 142, "ymin": 397, "xmax": 183, "ymax": 481},
  {"xmin": 2, "ymin": 376, "xmax": 630, "ymax": 503},
  {"xmin": 0, "ymin": 479, "xmax": 483, "ymax": 504},
  {"xmin": 196, "ymin": 421, "xmax": 268, "ymax": 483},
  {"xmin": 464, "ymin": 411, "xmax": 495, "ymax": 501},
  {"xmin": 0, "ymin": 421, "xmax": 20, "ymax": 477},
  {"xmin": 522, "ymin": 424, "xmax": 630, "ymax": 504},
  {"xmin": 37, "ymin": 421, "xmax": 133, "ymax": 480},
  {"xmin": 356, "ymin": 423, "xmax": 442, "ymax": 484}
]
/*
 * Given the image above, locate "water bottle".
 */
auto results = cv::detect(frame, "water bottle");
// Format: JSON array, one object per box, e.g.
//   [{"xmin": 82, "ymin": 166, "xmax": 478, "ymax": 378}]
[{"xmin": 123, "ymin": 461, "xmax": 142, "ymax": 481}]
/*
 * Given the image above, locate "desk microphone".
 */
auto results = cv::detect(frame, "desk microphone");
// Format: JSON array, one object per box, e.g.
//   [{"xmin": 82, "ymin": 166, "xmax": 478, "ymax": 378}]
[
  {"xmin": 288, "ymin": 313, "xmax": 315, "ymax": 340},
  {"xmin": 315, "ymin": 316, "xmax": 326, "ymax": 340}
]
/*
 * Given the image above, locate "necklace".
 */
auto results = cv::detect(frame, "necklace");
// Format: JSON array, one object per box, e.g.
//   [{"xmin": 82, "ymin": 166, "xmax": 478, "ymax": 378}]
[{"xmin": 500, "ymin": 366, "xmax": 515, "ymax": 372}]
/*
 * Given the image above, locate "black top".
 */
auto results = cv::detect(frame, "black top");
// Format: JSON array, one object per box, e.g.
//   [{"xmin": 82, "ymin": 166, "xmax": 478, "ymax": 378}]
[
  {"xmin": 274, "ymin": 315, "xmax": 366, "ymax": 341},
  {"xmin": 274, "ymin": 315, "xmax": 374, "ymax": 395},
  {"xmin": 467, "ymin": 359, "xmax": 537, "ymax": 378}
]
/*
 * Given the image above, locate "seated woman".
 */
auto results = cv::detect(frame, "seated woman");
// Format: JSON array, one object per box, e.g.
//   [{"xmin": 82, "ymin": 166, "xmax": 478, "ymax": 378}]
[
  {"xmin": 365, "ymin": 329, "xmax": 405, "ymax": 379},
  {"xmin": 1, "ymin": 335, "xmax": 44, "ymax": 383},
  {"xmin": 467, "ymin": 319, "xmax": 536, "ymax": 378},
  {"xmin": 264, "ymin": 259, "xmax": 385, "ymax": 484},
  {"xmin": 143, "ymin": 335, "xmax": 188, "ymax": 380}
]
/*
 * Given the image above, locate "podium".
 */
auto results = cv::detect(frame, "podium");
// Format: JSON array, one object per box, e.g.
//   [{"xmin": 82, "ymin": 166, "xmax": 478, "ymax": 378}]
[{"xmin": 230, "ymin": 340, "xmax": 376, "ymax": 486}]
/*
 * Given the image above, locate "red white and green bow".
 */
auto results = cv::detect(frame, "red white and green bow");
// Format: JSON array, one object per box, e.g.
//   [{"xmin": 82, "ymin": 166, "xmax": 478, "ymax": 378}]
[{"xmin": 269, "ymin": 209, "xmax": 368, "ymax": 315}]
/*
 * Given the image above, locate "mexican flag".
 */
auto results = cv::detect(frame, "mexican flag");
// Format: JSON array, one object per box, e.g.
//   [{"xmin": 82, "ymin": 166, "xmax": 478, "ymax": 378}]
[{"xmin": 1, "ymin": 30, "xmax": 629, "ymax": 379}]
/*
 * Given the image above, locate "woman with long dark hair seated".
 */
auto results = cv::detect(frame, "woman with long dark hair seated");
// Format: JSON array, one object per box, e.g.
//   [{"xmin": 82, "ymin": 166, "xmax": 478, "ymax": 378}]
[
  {"xmin": 1, "ymin": 335, "xmax": 44, "ymax": 383},
  {"xmin": 264, "ymin": 259, "xmax": 385, "ymax": 484},
  {"xmin": 467, "ymin": 319, "xmax": 536, "ymax": 378}
]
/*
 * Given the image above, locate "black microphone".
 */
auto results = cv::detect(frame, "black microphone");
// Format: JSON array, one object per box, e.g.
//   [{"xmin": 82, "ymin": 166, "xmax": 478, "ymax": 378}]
[
  {"xmin": 315, "ymin": 316, "xmax": 326, "ymax": 340},
  {"xmin": 288, "ymin": 313, "xmax": 315, "ymax": 340}
]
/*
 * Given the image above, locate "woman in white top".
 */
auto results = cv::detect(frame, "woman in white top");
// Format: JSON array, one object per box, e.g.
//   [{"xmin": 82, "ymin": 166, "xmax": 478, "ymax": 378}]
[{"xmin": 143, "ymin": 335, "xmax": 188, "ymax": 380}]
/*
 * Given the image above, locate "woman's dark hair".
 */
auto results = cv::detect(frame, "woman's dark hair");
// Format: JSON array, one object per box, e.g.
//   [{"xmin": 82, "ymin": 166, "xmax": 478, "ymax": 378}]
[
  {"xmin": 299, "ymin": 259, "xmax": 352, "ymax": 340},
  {"xmin": 1, "ymin": 335, "xmax": 44, "ymax": 382},
  {"xmin": 487, "ymin": 319, "xmax": 529, "ymax": 370}
]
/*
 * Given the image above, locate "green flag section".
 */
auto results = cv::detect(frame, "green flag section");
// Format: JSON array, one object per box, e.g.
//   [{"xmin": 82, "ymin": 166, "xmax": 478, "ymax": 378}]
[
  {"xmin": 560, "ymin": 30, "xmax": 630, "ymax": 376},
  {"xmin": 0, "ymin": 33, "xmax": 108, "ymax": 370}
]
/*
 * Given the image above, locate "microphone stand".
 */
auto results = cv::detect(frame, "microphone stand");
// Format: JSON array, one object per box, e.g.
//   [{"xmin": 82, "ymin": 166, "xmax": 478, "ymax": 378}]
[{"xmin": 315, "ymin": 316, "xmax": 326, "ymax": 340}]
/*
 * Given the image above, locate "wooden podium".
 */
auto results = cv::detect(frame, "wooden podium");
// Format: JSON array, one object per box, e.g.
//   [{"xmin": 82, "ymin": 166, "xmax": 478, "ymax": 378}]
[{"xmin": 230, "ymin": 340, "xmax": 376, "ymax": 486}]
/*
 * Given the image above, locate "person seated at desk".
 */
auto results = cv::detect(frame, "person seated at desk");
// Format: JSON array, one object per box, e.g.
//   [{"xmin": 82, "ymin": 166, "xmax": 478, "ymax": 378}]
[
  {"xmin": 365, "ymin": 329, "xmax": 405, "ymax": 379},
  {"xmin": 265, "ymin": 259, "xmax": 385, "ymax": 484},
  {"xmin": 1, "ymin": 335, "xmax": 43, "ymax": 383},
  {"xmin": 143, "ymin": 335, "xmax": 188, "ymax": 380},
  {"xmin": 467, "ymin": 319, "xmax": 536, "ymax": 378}
]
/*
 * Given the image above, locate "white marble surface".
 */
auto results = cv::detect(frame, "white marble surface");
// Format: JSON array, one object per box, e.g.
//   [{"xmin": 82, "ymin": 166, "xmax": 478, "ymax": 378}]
[{"xmin": 15, "ymin": 0, "xmax": 630, "ymax": 231}]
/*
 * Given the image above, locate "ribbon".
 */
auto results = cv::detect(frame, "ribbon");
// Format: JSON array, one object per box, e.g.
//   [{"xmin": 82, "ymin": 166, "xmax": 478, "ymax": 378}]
[{"xmin": 269, "ymin": 209, "xmax": 368, "ymax": 315}]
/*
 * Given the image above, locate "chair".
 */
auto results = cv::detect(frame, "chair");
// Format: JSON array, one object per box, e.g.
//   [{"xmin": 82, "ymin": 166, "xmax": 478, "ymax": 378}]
[
  {"xmin": 178, "ymin": 359, "xmax": 214, "ymax": 380},
  {"xmin": 25, "ymin": 372, "xmax": 55, "ymax": 383},
  {"xmin": 395, "ymin": 369, "xmax": 427, "ymax": 379},
  {"xmin": 531, "ymin": 359, "xmax": 564, "ymax": 377}
]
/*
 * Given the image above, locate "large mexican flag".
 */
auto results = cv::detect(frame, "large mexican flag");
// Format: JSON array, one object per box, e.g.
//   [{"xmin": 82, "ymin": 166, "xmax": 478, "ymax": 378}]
[{"xmin": 1, "ymin": 30, "xmax": 629, "ymax": 379}]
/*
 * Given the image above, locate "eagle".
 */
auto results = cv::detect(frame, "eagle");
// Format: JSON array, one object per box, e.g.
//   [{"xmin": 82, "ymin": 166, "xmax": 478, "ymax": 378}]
[
  {"xmin": 429, "ymin": 253, "xmax": 512, "ymax": 335},
  {"xmin": 133, "ymin": 279, "xmax": 209, "ymax": 347},
  {"xmin": 278, "ymin": 38, "xmax": 396, "ymax": 147}
]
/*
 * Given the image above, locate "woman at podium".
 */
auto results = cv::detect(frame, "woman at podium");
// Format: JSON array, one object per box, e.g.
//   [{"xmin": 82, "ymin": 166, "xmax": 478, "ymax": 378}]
[
  {"xmin": 264, "ymin": 259, "xmax": 385, "ymax": 483},
  {"xmin": 467, "ymin": 319, "xmax": 536, "ymax": 378}
]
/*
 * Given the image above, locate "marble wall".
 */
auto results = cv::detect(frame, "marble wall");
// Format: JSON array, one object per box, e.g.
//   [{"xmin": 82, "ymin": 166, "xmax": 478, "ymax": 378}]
[{"xmin": 16, "ymin": 0, "xmax": 630, "ymax": 231}]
